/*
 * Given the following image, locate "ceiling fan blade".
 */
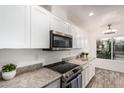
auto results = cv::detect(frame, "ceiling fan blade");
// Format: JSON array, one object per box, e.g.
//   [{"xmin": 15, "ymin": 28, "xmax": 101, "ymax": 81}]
[{"xmin": 100, "ymin": 21, "xmax": 122, "ymax": 28}]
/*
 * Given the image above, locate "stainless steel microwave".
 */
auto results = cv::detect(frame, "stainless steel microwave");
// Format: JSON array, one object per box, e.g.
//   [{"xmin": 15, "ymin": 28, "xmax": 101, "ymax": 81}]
[{"xmin": 43, "ymin": 30, "xmax": 73, "ymax": 51}]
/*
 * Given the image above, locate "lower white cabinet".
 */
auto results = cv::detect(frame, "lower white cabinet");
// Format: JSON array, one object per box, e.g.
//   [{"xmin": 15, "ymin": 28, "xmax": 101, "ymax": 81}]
[
  {"xmin": 89, "ymin": 62, "xmax": 95, "ymax": 81},
  {"xmin": 82, "ymin": 65, "xmax": 89, "ymax": 87},
  {"xmin": 44, "ymin": 79, "xmax": 60, "ymax": 88},
  {"xmin": 85, "ymin": 67, "xmax": 90, "ymax": 87},
  {"xmin": 82, "ymin": 60, "xmax": 95, "ymax": 87},
  {"xmin": 82, "ymin": 71, "xmax": 85, "ymax": 88},
  {"xmin": 82, "ymin": 67, "xmax": 89, "ymax": 88}
]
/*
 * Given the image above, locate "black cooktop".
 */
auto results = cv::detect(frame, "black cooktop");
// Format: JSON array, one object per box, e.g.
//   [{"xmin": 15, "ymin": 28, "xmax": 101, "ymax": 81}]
[{"xmin": 45, "ymin": 61, "xmax": 79, "ymax": 74}]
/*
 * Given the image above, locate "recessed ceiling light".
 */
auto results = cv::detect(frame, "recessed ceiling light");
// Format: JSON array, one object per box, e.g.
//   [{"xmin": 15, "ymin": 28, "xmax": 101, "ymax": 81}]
[{"xmin": 89, "ymin": 12, "xmax": 94, "ymax": 16}]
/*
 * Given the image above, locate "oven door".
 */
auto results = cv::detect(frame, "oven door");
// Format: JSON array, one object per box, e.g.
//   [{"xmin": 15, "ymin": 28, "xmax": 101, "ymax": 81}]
[
  {"xmin": 50, "ymin": 31, "xmax": 72, "ymax": 49},
  {"xmin": 62, "ymin": 73, "xmax": 82, "ymax": 88}
]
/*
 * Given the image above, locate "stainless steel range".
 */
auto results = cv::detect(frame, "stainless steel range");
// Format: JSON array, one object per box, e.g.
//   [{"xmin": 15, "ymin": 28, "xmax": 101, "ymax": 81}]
[{"xmin": 45, "ymin": 61, "xmax": 82, "ymax": 88}]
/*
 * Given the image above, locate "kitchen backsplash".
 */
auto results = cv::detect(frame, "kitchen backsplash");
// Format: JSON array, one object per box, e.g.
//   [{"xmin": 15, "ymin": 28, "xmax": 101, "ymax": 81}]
[{"xmin": 0, "ymin": 49, "xmax": 83, "ymax": 69}]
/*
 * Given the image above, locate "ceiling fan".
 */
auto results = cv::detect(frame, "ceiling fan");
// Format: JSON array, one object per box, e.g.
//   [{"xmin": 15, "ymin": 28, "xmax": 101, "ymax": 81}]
[{"xmin": 103, "ymin": 24, "xmax": 118, "ymax": 34}]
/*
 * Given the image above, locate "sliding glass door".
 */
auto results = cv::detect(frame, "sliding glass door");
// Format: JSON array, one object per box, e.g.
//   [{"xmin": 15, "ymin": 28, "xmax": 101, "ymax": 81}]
[
  {"xmin": 97, "ymin": 36, "xmax": 124, "ymax": 61},
  {"xmin": 113, "ymin": 36, "xmax": 124, "ymax": 60}
]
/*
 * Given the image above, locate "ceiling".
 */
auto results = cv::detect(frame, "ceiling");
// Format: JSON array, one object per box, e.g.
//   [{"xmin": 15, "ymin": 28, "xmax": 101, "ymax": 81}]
[{"xmin": 58, "ymin": 5, "xmax": 124, "ymax": 32}]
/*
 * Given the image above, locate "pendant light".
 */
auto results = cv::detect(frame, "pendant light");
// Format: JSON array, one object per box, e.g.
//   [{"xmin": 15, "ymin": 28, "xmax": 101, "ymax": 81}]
[{"xmin": 103, "ymin": 24, "xmax": 118, "ymax": 34}]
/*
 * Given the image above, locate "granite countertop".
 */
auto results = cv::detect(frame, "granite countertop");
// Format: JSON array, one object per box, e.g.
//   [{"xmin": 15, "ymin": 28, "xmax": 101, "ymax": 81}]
[
  {"xmin": 68, "ymin": 57, "xmax": 95, "ymax": 66},
  {"xmin": 0, "ymin": 68, "xmax": 61, "ymax": 88}
]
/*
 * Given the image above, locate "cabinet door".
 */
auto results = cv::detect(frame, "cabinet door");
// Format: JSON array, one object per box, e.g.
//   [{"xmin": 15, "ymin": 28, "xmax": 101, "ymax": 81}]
[
  {"xmin": 76, "ymin": 30, "xmax": 82, "ymax": 48},
  {"xmin": 67, "ymin": 23, "xmax": 72, "ymax": 35},
  {"xmin": 71, "ymin": 25, "xmax": 81, "ymax": 48},
  {"xmin": 0, "ymin": 6, "xmax": 29, "ymax": 48},
  {"xmin": 89, "ymin": 62, "xmax": 95, "ymax": 80},
  {"xmin": 71, "ymin": 25, "xmax": 77, "ymax": 48},
  {"xmin": 82, "ymin": 71, "xmax": 85, "ymax": 88},
  {"xmin": 31, "ymin": 6, "xmax": 50, "ymax": 48},
  {"xmin": 50, "ymin": 15, "xmax": 68, "ymax": 34},
  {"xmin": 82, "ymin": 64, "xmax": 90, "ymax": 87},
  {"xmin": 84, "ymin": 67, "xmax": 90, "ymax": 87}
]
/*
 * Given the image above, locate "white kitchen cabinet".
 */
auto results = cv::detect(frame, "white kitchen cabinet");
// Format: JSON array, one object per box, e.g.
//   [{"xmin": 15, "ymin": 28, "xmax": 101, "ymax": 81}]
[
  {"xmin": 67, "ymin": 23, "xmax": 72, "ymax": 35},
  {"xmin": 84, "ymin": 66, "xmax": 90, "ymax": 87},
  {"xmin": 82, "ymin": 60, "xmax": 95, "ymax": 87},
  {"xmin": 89, "ymin": 61, "xmax": 95, "ymax": 81},
  {"xmin": 71, "ymin": 25, "xmax": 82, "ymax": 49},
  {"xmin": 79, "ymin": 31, "xmax": 85, "ymax": 49},
  {"xmin": 71, "ymin": 25, "xmax": 77, "ymax": 48},
  {"xmin": 50, "ymin": 15, "xmax": 68, "ymax": 34},
  {"xmin": 77, "ymin": 30, "xmax": 83, "ymax": 49},
  {"xmin": 71, "ymin": 24, "xmax": 89, "ymax": 50},
  {"xmin": 82, "ymin": 70, "xmax": 85, "ymax": 88},
  {"xmin": 31, "ymin": 6, "xmax": 50, "ymax": 48},
  {"xmin": 0, "ymin": 5, "xmax": 87, "ymax": 49},
  {"xmin": 44, "ymin": 79, "xmax": 60, "ymax": 88},
  {"xmin": 82, "ymin": 63, "xmax": 89, "ymax": 87},
  {"xmin": 0, "ymin": 6, "xmax": 30, "ymax": 48}
]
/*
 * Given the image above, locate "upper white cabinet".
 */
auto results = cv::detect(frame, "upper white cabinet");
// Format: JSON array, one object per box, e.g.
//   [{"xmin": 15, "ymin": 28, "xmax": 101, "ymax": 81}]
[
  {"xmin": 71, "ymin": 24, "xmax": 89, "ymax": 50},
  {"xmin": 71, "ymin": 25, "xmax": 82, "ymax": 48},
  {"xmin": 50, "ymin": 15, "xmax": 68, "ymax": 34},
  {"xmin": 0, "ymin": 5, "xmax": 87, "ymax": 49},
  {"xmin": 30, "ymin": 6, "xmax": 50, "ymax": 48},
  {"xmin": 67, "ymin": 23, "xmax": 73, "ymax": 35},
  {"xmin": 0, "ymin": 6, "xmax": 30, "ymax": 48},
  {"xmin": 71, "ymin": 25, "xmax": 78, "ymax": 48}
]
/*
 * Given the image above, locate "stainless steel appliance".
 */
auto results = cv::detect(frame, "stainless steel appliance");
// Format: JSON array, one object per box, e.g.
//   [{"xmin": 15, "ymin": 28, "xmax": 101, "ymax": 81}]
[
  {"xmin": 43, "ymin": 30, "xmax": 72, "ymax": 50},
  {"xmin": 45, "ymin": 61, "xmax": 82, "ymax": 88}
]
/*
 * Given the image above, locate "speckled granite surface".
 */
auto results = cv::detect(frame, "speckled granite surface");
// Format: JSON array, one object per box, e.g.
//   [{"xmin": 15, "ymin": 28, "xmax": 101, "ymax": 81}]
[
  {"xmin": 67, "ymin": 57, "xmax": 95, "ymax": 66},
  {"xmin": 16, "ymin": 63, "xmax": 43, "ymax": 75},
  {"xmin": 0, "ymin": 63, "xmax": 43, "ymax": 79},
  {"xmin": 0, "ymin": 68, "xmax": 61, "ymax": 88}
]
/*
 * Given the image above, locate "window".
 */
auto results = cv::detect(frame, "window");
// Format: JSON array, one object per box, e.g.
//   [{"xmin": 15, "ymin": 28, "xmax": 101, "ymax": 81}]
[{"xmin": 97, "ymin": 38, "xmax": 111, "ymax": 59}]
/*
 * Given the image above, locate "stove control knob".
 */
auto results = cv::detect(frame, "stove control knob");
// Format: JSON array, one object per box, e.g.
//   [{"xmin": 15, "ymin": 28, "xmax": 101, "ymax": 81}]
[
  {"xmin": 72, "ymin": 69, "xmax": 78, "ymax": 73},
  {"xmin": 65, "ymin": 74, "xmax": 70, "ymax": 78},
  {"xmin": 70, "ymin": 71, "xmax": 73, "ymax": 75}
]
